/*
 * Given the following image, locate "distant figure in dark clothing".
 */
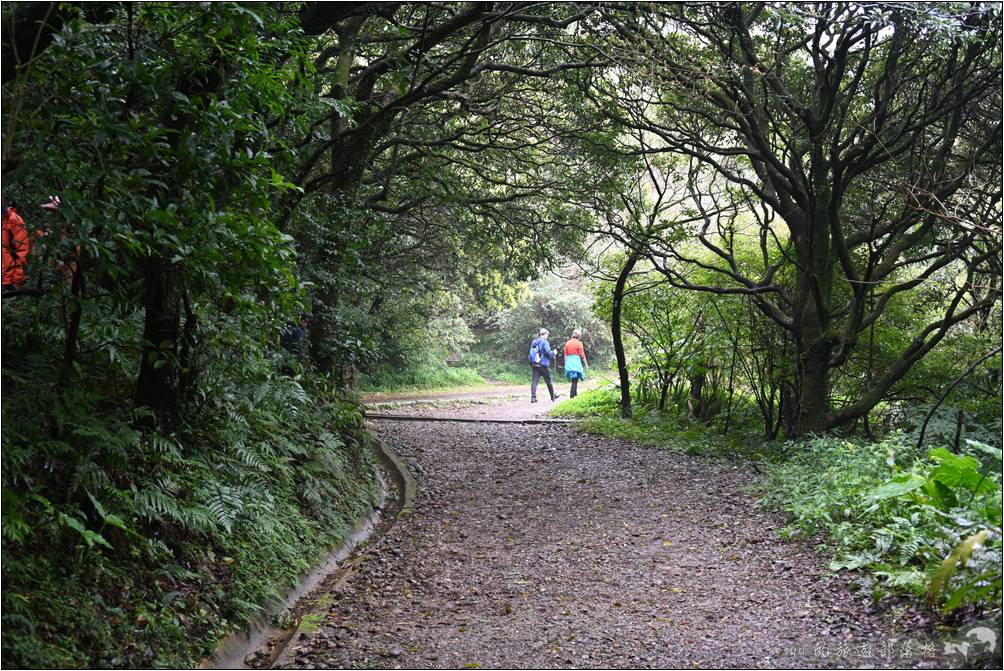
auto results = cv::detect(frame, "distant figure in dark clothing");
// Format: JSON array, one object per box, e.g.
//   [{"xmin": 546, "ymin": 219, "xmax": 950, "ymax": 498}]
[
  {"xmin": 280, "ymin": 313, "xmax": 311, "ymax": 356},
  {"xmin": 528, "ymin": 328, "xmax": 560, "ymax": 403}
]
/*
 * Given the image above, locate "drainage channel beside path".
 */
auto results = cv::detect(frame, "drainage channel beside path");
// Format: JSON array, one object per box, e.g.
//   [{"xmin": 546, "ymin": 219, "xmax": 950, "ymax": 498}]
[{"xmin": 276, "ymin": 397, "xmax": 943, "ymax": 669}]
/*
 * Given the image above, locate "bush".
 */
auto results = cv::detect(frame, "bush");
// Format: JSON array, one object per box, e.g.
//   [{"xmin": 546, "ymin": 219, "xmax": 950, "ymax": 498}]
[
  {"xmin": 479, "ymin": 275, "xmax": 613, "ymax": 368},
  {"xmin": 357, "ymin": 362, "xmax": 486, "ymax": 393},
  {"xmin": 457, "ymin": 351, "xmax": 528, "ymax": 385},
  {"xmin": 549, "ymin": 387, "xmax": 621, "ymax": 418},
  {"xmin": 762, "ymin": 434, "xmax": 1002, "ymax": 614},
  {"xmin": 1, "ymin": 325, "xmax": 381, "ymax": 667}
]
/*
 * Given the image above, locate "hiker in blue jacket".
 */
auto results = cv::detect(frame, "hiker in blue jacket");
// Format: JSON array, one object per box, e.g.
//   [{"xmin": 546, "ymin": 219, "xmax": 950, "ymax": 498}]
[{"xmin": 528, "ymin": 328, "xmax": 560, "ymax": 403}]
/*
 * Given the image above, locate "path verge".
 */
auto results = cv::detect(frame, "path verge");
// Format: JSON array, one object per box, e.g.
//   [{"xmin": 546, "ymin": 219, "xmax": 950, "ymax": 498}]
[{"xmin": 200, "ymin": 435, "xmax": 414, "ymax": 669}]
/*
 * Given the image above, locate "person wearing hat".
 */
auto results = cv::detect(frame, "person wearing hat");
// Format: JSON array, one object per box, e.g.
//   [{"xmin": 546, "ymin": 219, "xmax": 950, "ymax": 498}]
[
  {"xmin": 528, "ymin": 327, "xmax": 560, "ymax": 403},
  {"xmin": 562, "ymin": 328, "xmax": 588, "ymax": 398}
]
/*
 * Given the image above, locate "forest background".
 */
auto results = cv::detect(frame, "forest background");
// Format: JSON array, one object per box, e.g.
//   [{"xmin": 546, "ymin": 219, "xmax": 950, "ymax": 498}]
[{"xmin": 1, "ymin": 2, "xmax": 1001, "ymax": 667}]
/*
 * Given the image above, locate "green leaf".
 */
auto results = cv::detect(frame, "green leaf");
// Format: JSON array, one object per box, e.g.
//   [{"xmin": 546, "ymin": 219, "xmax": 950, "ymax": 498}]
[
  {"xmin": 868, "ymin": 473, "xmax": 926, "ymax": 500},
  {"xmin": 59, "ymin": 513, "xmax": 113, "ymax": 549},
  {"xmin": 928, "ymin": 530, "xmax": 988, "ymax": 608},
  {"xmin": 943, "ymin": 581, "xmax": 975, "ymax": 612},
  {"xmin": 964, "ymin": 438, "xmax": 1003, "ymax": 462},
  {"xmin": 927, "ymin": 448, "xmax": 997, "ymax": 495},
  {"xmin": 102, "ymin": 513, "xmax": 130, "ymax": 532},
  {"xmin": 923, "ymin": 478, "xmax": 957, "ymax": 510},
  {"xmin": 86, "ymin": 491, "xmax": 108, "ymax": 520}
]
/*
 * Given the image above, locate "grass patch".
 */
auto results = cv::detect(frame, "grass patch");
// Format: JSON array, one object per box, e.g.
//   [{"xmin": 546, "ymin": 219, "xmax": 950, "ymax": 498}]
[
  {"xmin": 550, "ymin": 388, "xmax": 755, "ymax": 457},
  {"xmin": 297, "ymin": 612, "xmax": 325, "ymax": 634},
  {"xmin": 357, "ymin": 363, "xmax": 487, "ymax": 393},
  {"xmin": 457, "ymin": 352, "xmax": 528, "ymax": 384},
  {"xmin": 549, "ymin": 387, "xmax": 620, "ymax": 418}
]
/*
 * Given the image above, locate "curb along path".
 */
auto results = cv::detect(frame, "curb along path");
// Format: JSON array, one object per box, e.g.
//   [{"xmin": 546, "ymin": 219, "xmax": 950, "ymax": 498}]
[
  {"xmin": 202, "ymin": 436, "xmax": 415, "ymax": 669},
  {"xmin": 269, "ymin": 435, "xmax": 417, "ymax": 669},
  {"xmin": 274, "ymin": 397, "xmax": 935, "ymax": 669}
]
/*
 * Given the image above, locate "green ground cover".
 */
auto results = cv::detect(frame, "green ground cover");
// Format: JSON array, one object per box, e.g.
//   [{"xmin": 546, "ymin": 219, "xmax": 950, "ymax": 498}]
[
  {"xmin": 763, "ymin": 435, "xmax": 1001, "ymax": 616},
  {"xmin": 357, "ymin": 363, "xmax": 488, "ymax": 393},
  {"xmin": 457, "ymin": 353, "xmax": 528, "ymax": 385},
  {"xmin": 550, "ymin": 388, "xmax": 756, "ymax": 457},
  {"xmin": 2, "ymin": 369, "xmax": 381, "ymax": 668}
]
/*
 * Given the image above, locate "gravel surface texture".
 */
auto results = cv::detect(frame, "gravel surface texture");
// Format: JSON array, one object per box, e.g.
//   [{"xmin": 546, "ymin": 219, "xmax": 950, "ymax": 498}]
[
  {"xmin": 279, "ymin": 396, "xmax": 947, "ymax": 669},
  {"xmin": 361, "ymin": 375, "xmax": 600, "ymax": 409}
]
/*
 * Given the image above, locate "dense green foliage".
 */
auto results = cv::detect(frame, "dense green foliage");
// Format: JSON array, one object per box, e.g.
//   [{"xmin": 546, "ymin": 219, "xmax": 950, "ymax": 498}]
[
  {"xmin": 587, "ymin": 3, "xmax": 1002, "ymax": 436},
  {"xmin": 763, "ymin": 436, "xmax": 1001, "ymax": 615},
  {"xmin": 1, "ymin": 3, "xmax": 1000, "ymax": 665},
  {"xmin": 0, "ymin": 5, "xmax": 379, "ymax": 666},
  {"xmin": 593, "ymin": 237, "xmax": 1001, "ymax": 443},
  {"xmin": 356, "ymin": 273, "xmax": 615, "ymax": 392},
  {"xmin": 1, "ymin": 297, "xmax": 379, "ymax": 665},
  {"xmin": 476, "ymin": 275, "xmax": 614, "ymax": 370}
]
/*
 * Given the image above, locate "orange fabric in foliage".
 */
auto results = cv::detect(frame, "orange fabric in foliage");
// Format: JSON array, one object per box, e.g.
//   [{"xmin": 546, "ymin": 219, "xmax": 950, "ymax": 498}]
[
  {"xmin": 2, "ymin": 207, "xmax": 31, "ymax": 286},
  {"xmin": 563, "ymin": 337, "xmax": 587, "ymax": 365}
]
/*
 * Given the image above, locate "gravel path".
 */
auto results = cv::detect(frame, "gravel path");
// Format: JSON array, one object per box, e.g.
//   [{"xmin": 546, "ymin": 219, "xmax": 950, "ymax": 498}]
[
  {"xmin": 279, "ymin": 397, "xmax": 943, "ymax": 669},
  {"xmin": 361, "ymin": 376, "xmax": 600, "ymax": 408}
]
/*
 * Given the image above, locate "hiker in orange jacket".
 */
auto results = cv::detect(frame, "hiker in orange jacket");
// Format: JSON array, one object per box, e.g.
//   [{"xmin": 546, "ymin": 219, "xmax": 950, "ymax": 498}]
[
  {"xmin": 563, "ymin": 329, "xmax": 588, "ymax": 398},
  {"xmin": 3, "ymin": 197, "xmax": 65, "ymax": 290},
  {"xmin": 2, "ymin": 206, "xmax": 33, "ymax": 288}
]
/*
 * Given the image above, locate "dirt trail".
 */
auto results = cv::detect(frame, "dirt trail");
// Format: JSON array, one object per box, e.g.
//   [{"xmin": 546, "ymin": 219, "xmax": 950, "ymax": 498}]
[
  {"xmin": 360, "ymin": 375, "xmax": 602, "ymax": 407},
  {"xmin": 279, "ymin": 397, "xmax": 942, "ymax": 669}
]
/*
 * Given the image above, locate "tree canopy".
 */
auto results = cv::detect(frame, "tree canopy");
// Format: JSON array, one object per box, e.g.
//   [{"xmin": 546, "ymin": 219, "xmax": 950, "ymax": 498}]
[{"xmin": 1, "ymin": 2, "xmax": 1001, "ymax": 666}]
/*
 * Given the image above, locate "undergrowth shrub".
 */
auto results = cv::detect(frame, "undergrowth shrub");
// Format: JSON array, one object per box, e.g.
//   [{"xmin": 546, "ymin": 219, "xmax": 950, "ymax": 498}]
[
  {"xmin": 357, "ymin": 362, "xmax": 486, "ymax": 392},
  {"xmin": 549, "ymin": 387, "xmax": 621, "ymax": 418},
  {"xmin": 550, "ymin": 388, "xmax": 758, "ymax": 457},
  {"xmin": 1, "ymin": 321, "xmax": 380, "ymax": 667},
  {"xmin": 456, "ymin": 351, "xmax": 527, "ymax": 385},
  {"xmin": 762, "ymin": 434, "xmax": 1002, "ymax": 615}
]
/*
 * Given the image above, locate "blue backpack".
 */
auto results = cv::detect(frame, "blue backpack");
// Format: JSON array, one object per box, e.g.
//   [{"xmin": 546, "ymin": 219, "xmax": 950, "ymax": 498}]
[{"xmin": 528, "ymin": 338, "xmax": 543, "ymax": 365}]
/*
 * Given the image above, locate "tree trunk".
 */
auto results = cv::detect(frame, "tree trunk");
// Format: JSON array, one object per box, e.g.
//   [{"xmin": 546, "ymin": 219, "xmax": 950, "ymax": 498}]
[
  {"xmin": 779, "ymin": 377, "xmax": 799, "ymax": 439},
  {"xmin": 688, "ymin": 369, "xmax": 706, "ymax": 419},
  {"xmin": 177, "ymin": 290, "xmax": 199, "ymax": 402},
  {"xmin": 795, "ymin": 338, "xmax": 833, "ymax": 436},
  {"xmin": 135, "ymin": 259, "xmax": 181, "ymax": 430},
  {"xmin": 612, "ymin": 251, "xmax": 639, "ymax": 419},
  {"xmin": 722, "ymin": 338, "xmax": 738, "ymax": 434},
  {"xmin": 59, "ymin": 264, "xmax": 85, "ymax": 383},
  {"xmin": 790, "ymin": 192, "xmax": 836, "ymax": 437}
]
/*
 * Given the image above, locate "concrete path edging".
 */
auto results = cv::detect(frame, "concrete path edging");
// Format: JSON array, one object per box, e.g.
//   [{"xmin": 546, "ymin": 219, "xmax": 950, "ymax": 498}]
[
  {"xmin": 200, "ymin": 434, "xmax": 415, "ymax": 669},
  {"xmin": 268, "ymin": 432, "xmax": 415, "ymax": 668},
  {"xmin": 366, "ymin": 432, "xmax": 417, "ymax": 516}
]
